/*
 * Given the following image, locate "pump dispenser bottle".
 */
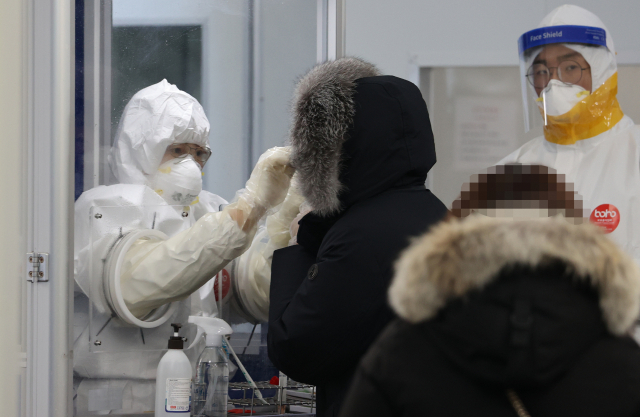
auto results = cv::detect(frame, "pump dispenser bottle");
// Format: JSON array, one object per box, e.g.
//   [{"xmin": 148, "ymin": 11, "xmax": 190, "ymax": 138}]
[
  {"xmin": 188, "ymin": 316, "xmax": 233, "ymax": 417},
  {"xmin": 155, "ymin": 323, "xmax": 192, "ymax": 416}
]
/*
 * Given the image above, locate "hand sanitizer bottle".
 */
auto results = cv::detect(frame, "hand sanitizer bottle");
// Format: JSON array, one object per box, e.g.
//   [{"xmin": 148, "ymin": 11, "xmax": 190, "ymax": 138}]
[{"xmin": 155, "ymin": 323, "xmax": 192, "ymax": 416}]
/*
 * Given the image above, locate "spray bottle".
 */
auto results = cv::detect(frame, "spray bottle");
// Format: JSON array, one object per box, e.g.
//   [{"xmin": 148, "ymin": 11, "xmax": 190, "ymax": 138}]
[
  {"xmin": 188, "ymin": 316, "xmax": 233, "ymax": 417},
  {"xmin": 155, "ymin": 323, "xmax": 192, "ymax": 416}
]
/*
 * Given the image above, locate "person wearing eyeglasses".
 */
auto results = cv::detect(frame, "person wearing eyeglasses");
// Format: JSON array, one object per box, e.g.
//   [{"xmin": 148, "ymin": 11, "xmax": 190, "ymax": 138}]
[
  {"xmin": 499, "ymin": 5, "xmax": 640, "ymax": 262},
  {"xmin": 73, "ymin": 80, "xmax": 297, "ymax": 414}
]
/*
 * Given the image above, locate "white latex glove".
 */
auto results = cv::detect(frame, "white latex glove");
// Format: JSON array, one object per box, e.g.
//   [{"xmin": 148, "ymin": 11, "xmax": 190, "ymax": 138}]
[
  {"xmin": 226, "ymin": 146, "xmax": 295, "ymax": 232},
  {"xmin": 234, "ymin": 184, "xmax": 305, "ymax": 322},
  {"xmin": 248, "ymin": 146, "xmax": 295, "ymax": 209},
  {"xmin": 118, "ymin": 147, "xmax": 294, "ymax": 319},
  {"xmin": 267, "ymin": 183, "xmax": 306, "ymax": 247},
  {"xmin": 288, "ymin": 202, "xmax": 312, "ymax": 246}
]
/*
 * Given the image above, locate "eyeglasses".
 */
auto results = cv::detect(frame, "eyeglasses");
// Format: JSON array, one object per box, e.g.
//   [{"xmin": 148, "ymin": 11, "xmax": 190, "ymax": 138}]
[
  {"xmin": 165, "ymin": 143, "xmax": 212, "ymax": 166},
  {"xmin": 526, "ymin": 60, "xmax": 590, "ymax": 89}
]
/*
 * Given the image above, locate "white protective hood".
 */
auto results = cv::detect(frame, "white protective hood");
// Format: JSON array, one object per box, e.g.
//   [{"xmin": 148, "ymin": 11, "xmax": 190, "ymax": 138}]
[
  {"xmin": 108, "ymin": 79, "xmax": 211, "ymax": 186},
  {"xmin": 524, "ymin": 5, "xmax": 617, "ymax": 92}
]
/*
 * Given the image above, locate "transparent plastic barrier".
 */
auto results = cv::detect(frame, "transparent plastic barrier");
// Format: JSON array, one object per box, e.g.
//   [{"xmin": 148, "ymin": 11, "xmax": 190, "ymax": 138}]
[{"xmin": 78, "ymin": 204, "xmax": 195, "ymax": 355}]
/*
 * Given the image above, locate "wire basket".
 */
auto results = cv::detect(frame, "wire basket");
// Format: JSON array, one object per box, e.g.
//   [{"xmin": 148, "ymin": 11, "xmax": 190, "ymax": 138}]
[{"xmin": 228, "ymin": 380, "xmax": 316, "ymax": 415}]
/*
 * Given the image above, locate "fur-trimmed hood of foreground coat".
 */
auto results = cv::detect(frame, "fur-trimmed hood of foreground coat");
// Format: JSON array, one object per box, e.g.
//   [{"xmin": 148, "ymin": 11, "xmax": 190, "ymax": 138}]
[
  {"xmin": 289, "ymin": 57, "xmax": 436, "ymax": 216},
  {"xmin": 390, "ymin": 216, "xmax": 640, "ymax": 336},
  {"xmin": 387, "ymin": 216, "xmax": 640, "ymax": 388}
]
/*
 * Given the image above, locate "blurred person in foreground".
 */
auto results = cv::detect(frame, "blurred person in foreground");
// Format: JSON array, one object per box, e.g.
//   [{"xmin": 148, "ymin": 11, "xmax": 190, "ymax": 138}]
[{"xmin": 340, "ymin": 213, "xmax": 640, "ymax": 417}]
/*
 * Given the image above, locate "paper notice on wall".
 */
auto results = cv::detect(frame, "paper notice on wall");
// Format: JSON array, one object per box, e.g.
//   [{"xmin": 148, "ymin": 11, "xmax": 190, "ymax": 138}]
[{"xmin": 453, "ymin": 97, "xmax": 519, "ymax": 172}]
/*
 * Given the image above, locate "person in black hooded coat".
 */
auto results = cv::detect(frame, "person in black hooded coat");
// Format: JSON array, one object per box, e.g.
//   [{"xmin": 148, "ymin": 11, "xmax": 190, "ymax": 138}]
[
  {"xmin": 267, "ymin": 57, "xmax": 448, "ymax": 417},
  {"xmin": 340, "ymin": 216, "xmax": 640, "ymax": 417}
]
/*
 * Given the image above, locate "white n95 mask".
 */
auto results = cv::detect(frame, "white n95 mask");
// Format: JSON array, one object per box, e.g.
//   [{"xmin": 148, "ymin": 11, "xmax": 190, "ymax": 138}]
[
  {"xmin": 536, "ymin": 79, "xmax": 589, "ymax": 117},
  {"xmin": 151, "ymin": 156, "xmax": 202, "ymax": 206}
]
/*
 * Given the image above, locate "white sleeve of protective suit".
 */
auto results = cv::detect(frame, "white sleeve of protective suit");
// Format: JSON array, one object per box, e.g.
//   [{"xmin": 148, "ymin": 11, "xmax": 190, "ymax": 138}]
[
  {"xmin": 119, "ymin": 147, "xmax": 294, "ymax": 319},
  {"xmin": 119, "ymin": 208, "xmax": 251, "ymax": 318},
  {"xmin": 234, "ymin": 186, "xmax": 305, "ymax": 322}
]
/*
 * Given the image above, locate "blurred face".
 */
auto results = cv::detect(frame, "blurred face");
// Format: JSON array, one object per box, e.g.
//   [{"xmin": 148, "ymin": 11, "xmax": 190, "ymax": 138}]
[
  {"xmin": 160, "ymin": 143, "xmax": 211, "ymax": 168},
  {"xmin": 530, "ymin": 44, "xmax": 592, "ymax": 96},
  {"xmin": 451, "ymin": 165, "xmax": 587, "ymax": 223}
]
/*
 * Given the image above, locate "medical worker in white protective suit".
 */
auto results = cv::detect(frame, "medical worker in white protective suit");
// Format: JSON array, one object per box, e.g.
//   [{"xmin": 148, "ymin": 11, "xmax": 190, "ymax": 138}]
[
  {"xmin": 499, "ymin": 5, "xmax": 640, "ymax": 262},
  {"xmin": 73, "ymin": 80, "xmax": 302, "ymax": 414}
]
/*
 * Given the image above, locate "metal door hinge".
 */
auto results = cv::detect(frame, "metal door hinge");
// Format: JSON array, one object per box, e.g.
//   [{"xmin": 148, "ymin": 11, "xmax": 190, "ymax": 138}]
[{"xmin": 26, "ymin": 252, "xmax": 49, "ymax": 282}]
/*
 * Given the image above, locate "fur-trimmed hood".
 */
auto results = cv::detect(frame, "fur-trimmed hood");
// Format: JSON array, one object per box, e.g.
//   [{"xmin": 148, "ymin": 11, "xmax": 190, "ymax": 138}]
[
  {"xmin": 289, "ymin": 57, "xmax": 436, "ymax": 216},
  {"xmin": 389, "ymin": 216, "xmax": 640, "ymax": 386},
  {"xmin": 390, "ymin": 216, "xmax": 640, "ymax": 335}
]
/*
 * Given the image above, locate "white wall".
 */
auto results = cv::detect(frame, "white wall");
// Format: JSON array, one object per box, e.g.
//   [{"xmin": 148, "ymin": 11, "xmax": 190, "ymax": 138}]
[
  {"xmin": 346, "ymin": 0, "xmax": 640, "ymax": 77},
  {"xmin": 0, "ymin": 0, "xmax": 26, "ymax": 415}
]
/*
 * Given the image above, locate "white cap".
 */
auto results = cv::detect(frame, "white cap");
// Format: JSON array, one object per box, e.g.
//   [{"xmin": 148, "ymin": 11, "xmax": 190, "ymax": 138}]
[{"xmin": 188, "ymin": 316, "xmax": 233, "ymax": 348}]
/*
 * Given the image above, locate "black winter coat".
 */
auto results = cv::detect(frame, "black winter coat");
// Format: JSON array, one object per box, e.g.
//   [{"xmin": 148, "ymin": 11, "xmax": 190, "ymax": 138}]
[
  {"xmin": 268, "ymin": 59, "xmax": 448, "ymax": 417},
  {"xmin": 340, "ymin": 217, "xmax": 640, "ymax": 417}
]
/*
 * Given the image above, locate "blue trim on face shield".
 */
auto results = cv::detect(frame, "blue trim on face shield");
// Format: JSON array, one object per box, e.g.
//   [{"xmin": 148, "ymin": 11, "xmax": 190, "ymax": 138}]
[{"xmin": 518, "ymin": 25, "xmax": 606, "ymax": 55}]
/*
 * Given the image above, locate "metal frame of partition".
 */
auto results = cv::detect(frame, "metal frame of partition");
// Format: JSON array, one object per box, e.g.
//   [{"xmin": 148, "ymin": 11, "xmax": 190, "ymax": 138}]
[
  {"xmin": 317, "ymin": 0, "xmax": 346, "ymax": 62},
  {"xmin": 24, "ymin": 0, "xmax": 75, "ymax": 416},
  {"xmin": 327, "ymin": 0, "xmax": 346, "ymax": 60},
  {"xmin": 83, "ymin": 0, "xmax": 113, "ymax": 189}
]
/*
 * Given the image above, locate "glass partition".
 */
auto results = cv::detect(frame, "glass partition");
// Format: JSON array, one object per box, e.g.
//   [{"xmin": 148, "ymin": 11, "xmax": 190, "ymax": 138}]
[
  {"xmin": 75, "ymin": 1, "xmax": 320, "ymax": 414},
  {"xmin": 79, "ymin": 0, "xmax": 318, "ymax": 201}
]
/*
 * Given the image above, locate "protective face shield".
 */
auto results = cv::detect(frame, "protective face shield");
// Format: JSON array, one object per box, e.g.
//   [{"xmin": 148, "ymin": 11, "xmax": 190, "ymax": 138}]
[
  {"xmin": 518, "ymin": 5, "xmax": 623, "ymax": 145},
  {"xmin": 151, "ymin": 155, "xmax": 203, "ymax": 206}
]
